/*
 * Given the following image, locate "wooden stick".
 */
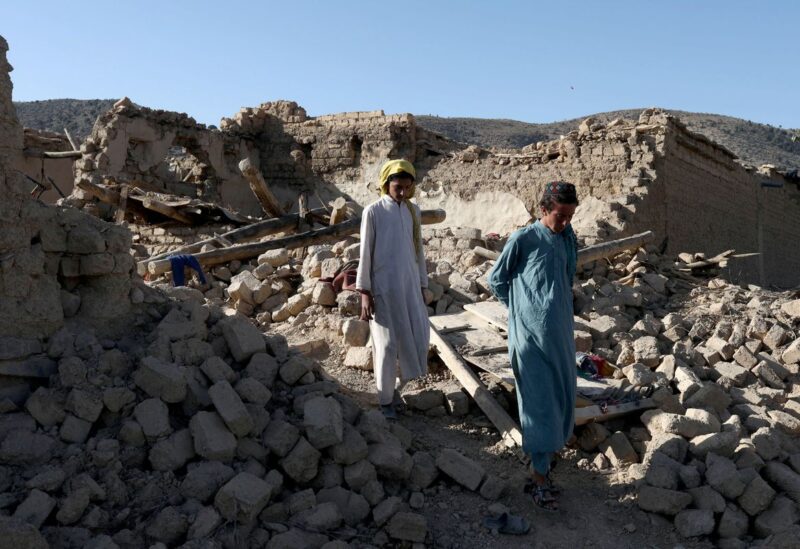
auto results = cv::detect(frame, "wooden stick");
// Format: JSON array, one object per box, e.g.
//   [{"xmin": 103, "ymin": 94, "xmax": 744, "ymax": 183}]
[
  {"xmin": 474, "ymin": 246, "xmax": 499, "ymax": 260},
  {"xmin": 576, "ymin": 231, "xmax": 654, "ymax": 267},
  {"xmin": 40, "ymin": 150, "xmax": 82, "ymax": 159},
  {"xmin": 114, "ymin": 185, "xmax": 129, "ymax": 224},
  {"xmin": 76, "ymin": 178, "xmax": 122, "ymax": 204},
  {"xmin": 430, "ymin": 325, "xmax": 522, "ymax": 448},
  {"xmin": 141, "ymin": 197, "xmax": 194, "ymax": 225},
  {"xmin": 679, "ymin": 249, "xmax": 735, "ymax": 269},
  {"xmin": 475, "ymin": 231, "xmax": 654, "ymax": 267},
  {"xmin": 238, "ymin": 157, "xmax": 285, "ymax": 217},
  {"xmin": 470, "ymin": 345, "xmax": 508, "ymax": 357},
  {"xmin": 329, "ymin": 197, "xmax": 347, "ymax": 226},
  {"xmin": 147, "ymin": 208, "xmax": 447, "ymax": 275},
  {"xmin": 63, "ymin": 127, "xmax": 79, "ymax": 151}
]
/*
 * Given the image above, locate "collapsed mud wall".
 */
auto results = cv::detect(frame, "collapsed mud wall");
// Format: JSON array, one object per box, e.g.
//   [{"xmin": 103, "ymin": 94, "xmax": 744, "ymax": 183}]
[
  {"xmin": 0, "ymin": 36, "xmax": 134, "ymax": 339},
  {"xmin": 71, "ymin": 101, "xmax": 263, "ymax": 217}
]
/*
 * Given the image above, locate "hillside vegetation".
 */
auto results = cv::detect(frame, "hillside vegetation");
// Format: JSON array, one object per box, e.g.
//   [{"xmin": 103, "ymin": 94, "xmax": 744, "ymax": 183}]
[
  {"xmin": 13, "ymin": 99, "xmax": 799, "ymax": 171},
  {"xmin": 417, "ymin": 109, "xmax": 800, "ymax": 171},
  {"xmin": 14, "ymin": 99, "xmax": 115, "ymax": 141}
]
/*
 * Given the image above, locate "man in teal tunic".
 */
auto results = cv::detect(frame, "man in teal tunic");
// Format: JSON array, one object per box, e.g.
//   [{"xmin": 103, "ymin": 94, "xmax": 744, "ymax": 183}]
[{"xmin": 488, "ymin": 182, "xmax": 579, "ymax": 511}]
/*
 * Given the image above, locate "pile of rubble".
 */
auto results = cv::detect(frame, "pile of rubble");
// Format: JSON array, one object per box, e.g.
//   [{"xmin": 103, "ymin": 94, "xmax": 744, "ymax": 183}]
[
  {"xmin": 565, "ymin": 248, "xmax": 800, "ymax": 547},
  {"xmin": 1, "ymin": 276, "xmax": 518, "ymax": 548}
]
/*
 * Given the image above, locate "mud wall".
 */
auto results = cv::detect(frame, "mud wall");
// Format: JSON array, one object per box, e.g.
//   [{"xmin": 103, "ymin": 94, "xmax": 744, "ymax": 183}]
[{"xmin": 0, "ymin": 36, "xmax": 134, "ymax": 339}]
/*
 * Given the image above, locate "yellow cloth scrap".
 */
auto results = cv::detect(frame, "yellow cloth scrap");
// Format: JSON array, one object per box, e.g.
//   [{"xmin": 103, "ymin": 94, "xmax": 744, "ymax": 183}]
[{"xmin": 377, "ymin": 159, "xmax": 422, "ymax": 261}]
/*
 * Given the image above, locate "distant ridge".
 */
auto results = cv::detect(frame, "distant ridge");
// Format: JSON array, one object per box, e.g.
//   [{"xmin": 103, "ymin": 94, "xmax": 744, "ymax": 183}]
[
  {"xmin": 14, "ymin": 98, "xmax": 116, "ymax": 141},
  {"xmin": 417, "ymin": 109, "xmax": 800, "ymax": 172},
  {"xmin": 12, "ymin": 99, "xmax": 800, "ymax": 171}
]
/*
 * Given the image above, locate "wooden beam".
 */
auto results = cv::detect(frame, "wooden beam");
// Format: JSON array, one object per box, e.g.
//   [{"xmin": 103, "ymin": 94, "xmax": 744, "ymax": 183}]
[
  {"xmin": 141, "ymin": 197, "xmax": 194, "ymax": 225},
  {"xmin": 40, "ymin": 150, "xmax": 82, "ymax": 159},
  {"xmin": 63, "ymin": 127, "xmax": 80, "ymax": 151},
  {"xmin": 238, "ymin": 157, "xmax": 285, "ymax": 217},
  {"xmin": 329, "ymin": 197, "xmax": 347, "ymax": 226},
  {"xmin": 147, "ymin": 208, "xmax": 447, "ymax": 275},
  {"xmin": 76, "ymin": 178, "xmax": 122, "ymax": 204},
  {"xmin": 577, "ymin": 231, "xmax": 654, "ymax": 267},
  {"xmin": 429, "ymin": 325, "xmax": 522, "ymax": 448},
  {"xmin": 114, "ymin": 185, "xmax": 129, "ymax": 224},
  {"xmin": 474, "ymin": 246, "xmax": 499, "ymax": 260}
]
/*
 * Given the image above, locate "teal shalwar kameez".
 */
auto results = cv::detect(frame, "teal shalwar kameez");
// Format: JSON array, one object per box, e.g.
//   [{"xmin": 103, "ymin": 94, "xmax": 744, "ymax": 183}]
[{"xmin": 488, "ymin": 220, "xmax": 577, "ymax": 473}]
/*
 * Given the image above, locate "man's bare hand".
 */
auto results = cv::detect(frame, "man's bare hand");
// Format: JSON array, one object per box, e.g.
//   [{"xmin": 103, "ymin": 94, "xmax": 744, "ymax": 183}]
[{"xmin": 360, "ymin": 291, "xmax": 374, "ymax": 321}]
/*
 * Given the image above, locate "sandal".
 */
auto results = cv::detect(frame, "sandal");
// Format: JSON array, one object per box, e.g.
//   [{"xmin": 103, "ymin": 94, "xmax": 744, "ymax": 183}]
[
  {"xmin": 524, "ymin": 475, "xmax": 560, "ymax": 496},
  {"xmin": 531, "ymin": 484, "xmax": 559, "ymax": 511},
  {"xmin": 482, "ymin": 512, "xmax": 531, "ymax": 535}
]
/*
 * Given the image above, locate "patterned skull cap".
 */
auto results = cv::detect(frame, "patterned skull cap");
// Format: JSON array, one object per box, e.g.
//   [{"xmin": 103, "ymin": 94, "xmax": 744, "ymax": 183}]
[{"xmin": 543, "ymin": 181, "xmax": 577, "ymax": 197}]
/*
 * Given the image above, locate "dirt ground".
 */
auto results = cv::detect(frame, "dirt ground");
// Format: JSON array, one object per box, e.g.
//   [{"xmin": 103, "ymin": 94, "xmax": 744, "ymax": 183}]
[{"xmin": 273, "ymin": 321, "xmax": 715, "ymax": 549}]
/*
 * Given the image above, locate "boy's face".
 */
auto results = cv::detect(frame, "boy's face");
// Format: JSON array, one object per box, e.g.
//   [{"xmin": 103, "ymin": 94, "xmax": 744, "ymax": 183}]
[
  {"xmin": 540, "ymin": 202, "xmax": 576, "ymax": 233},
  {"xmin": 387, "ymin": 176, "xmax": 414, "ymax": 202}
]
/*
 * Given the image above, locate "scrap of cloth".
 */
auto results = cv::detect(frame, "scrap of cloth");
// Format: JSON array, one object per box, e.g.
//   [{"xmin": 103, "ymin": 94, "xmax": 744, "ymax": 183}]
[
  {"xmin": 169, "ymin": 254, "xmax": 207, "ymax": 287},
  {"xmin": 487, "ymin": 220, "xmax": 578, "ymax": 472},
  {"xmin": 356, "ymin": 194, "xmax": 430, "ymax": 405}
]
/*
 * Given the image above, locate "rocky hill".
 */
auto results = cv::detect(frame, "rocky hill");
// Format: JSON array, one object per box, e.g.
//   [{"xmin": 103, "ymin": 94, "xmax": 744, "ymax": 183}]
[
  {"xmin": 417, "ymin": 109, "xmax": 800, "ymax": 172},
  {"xmin": 13, "ymin": 99, "xmax": 800, "ymax": 171},
  {"xmin": 14, "ymin": 98, "xmax": 115, "ymax": 141}
]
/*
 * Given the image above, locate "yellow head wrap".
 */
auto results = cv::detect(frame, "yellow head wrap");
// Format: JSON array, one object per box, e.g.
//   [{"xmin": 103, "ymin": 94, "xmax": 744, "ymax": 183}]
[
  {"xmin": 378, "ymin": 159, "xmax": 416, "ymax": 196},
  {"xmin": 377, "ymin": 159, "xmax": 422, "ymax": 261}
]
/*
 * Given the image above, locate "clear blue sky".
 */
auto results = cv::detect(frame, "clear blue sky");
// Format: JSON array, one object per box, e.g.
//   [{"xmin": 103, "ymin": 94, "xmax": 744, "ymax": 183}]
[{"xmin": 4, "ymin": 1, "xmax": 799, "ymax": 128}]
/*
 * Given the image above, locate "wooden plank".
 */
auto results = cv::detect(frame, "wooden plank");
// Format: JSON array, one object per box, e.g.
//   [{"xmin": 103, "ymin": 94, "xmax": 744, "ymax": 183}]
[
  {"xmin": 470, "ymin": 346, "xmax": 508, "ymax": 357},
  {"xmin": 238, "ymin": 157, "xmax": 285, "ymax": 217},
  {"xmin": 577, "ymin": 231, "xmax": 654, "ymax": 267},
  {"xmin": 574, "ymin": 398, "xmax": 656, "ymax": 425},
  {"xmin": 141, "ymin": 197, "xmax": 194, "ymax": 225},
  {"xmin": 147, "ymin": 208, "xmax": 447, "ymax": 275},
  {"xmin": 463, "ymin": 301, "xmax": 508, "ymax": 331},
  {"xmin": 63, "ymin": 127, "xmax": 80, "ymax": 151},
  {"xmin": 114, "ymin": 185, "xmax": 129, "ymax": 224},
  {"xmin": 430, "ymin": 324, "xmax": 523, "ymax": 448}
]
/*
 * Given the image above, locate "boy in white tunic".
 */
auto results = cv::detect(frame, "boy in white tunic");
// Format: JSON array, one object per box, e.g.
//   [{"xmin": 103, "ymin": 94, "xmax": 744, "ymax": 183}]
[{"xmin": 356, "ymin": 159, "xmax": 430, "ymax": 419}]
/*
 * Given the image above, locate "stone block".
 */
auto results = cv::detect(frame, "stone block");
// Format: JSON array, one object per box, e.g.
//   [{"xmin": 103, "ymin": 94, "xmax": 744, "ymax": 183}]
[
  {"xmin": 200, "ymin": 356, "xmax": 236, "ymax": 384},
  {"xmin": 753, "ymin": 496, "xmax": 798, "ymax": 537},
  {"xmin": 738, "ymin": 474, "xmax": 776, "ymax": 516},
  {"xmin": 783, "ymin": 338, "xmax": 800, "ymax": 365},
  {"xmin": 25, "ymin": 387, "xmax": 65, "ymax": 427},
  {"xmin": 246, "ymin": 352, "xmax": 279, "ymax": 387},
  {"xmin": 281, "ymin": 437, "xmax": 321, "ymax": 483},
  {"xmin": 180, "ymin": 461, "xmax": 235, "ymax": 502},
  {"xmin": 133, "ymin": 356, "xmax": 186, "ymax": 403},
  {"xmin": 706, "ymin": 453, "xmax": 746, "ymax": 499},
  {"xmin": 403, "ymin": 388, "xmax": 444, "ymax": 411},
  {"xmin": 279, "ymin": 356, "xmax": 313, "ymax": 384},
  {"xmin": 717, "ymin": 503, "xmax": 749, "ymax": 539},
  {"xmin": 330, "ymin": 423, "xmax": 368, "ymax": 465},
  {"xmin": 235, "ymin": 377, "xmax": 272, "ymax": 405},
  {"xmin": 13, "ymin": 489, "xmax": 56, "ymax": 528},
  {"xmin": 444, "ymin": 389, "xmax": 469, "ymax": 416},
  {"xmin": 214, "ymin": 472, "xmax": 273, "ymax": 523},
  {"xmin": 339, "ymin": 341, "xmax": 373, "ymax": 369},
  {"xmin": 209, "ymin": 380, "xmax": 253, "ymax": 438},
  {"xmin": 312, "ymin": 283, "xmax": 337, "ymax": 306},
  {"xmin": 221, "ymin": 316, "xmax": 266, "ymax": 362},
  {"xmin": 762, "ymin": 324, "xmax": 788, "ymax": 351},
  {"xmin": 600, "ymin": 431, "xmax": 638, "ymax": 467},
  {"xmin": 190, "ymin": 411, "xmax": 237, "ymax": 461},
  {"xmin": 263, "ymin": 419, "xmax": 300, "ymax": 457},
  {"xmin": 387, "ymin": 512, "xmax": 427, "ymax": 543},
  {"xmin": 674, "ymin": 509, "xmax": 714, "ymax": 538},
  {"xmin": 688, "ymin": 485, "xmax": 726, "ymax": 513},
  {"xmin": 133, "ymin": 398, "xmax": 171, "ymax": 439},
  {"xmin": 637, "ymin": 485, "xmax": 692, "ymax": 515},
  {"xmin": 343, "ymin": 459, "xmax": 376, "ymax": 490},
  {"xmin": 293, "ymin": 502, "xmax": 342, "ymax": 531},
  {"xmin": 435, "ymin": 448, "xmax": 485, "ymax": 491},
  {"xmin": 65, "ymin": 388, "xmax": 103, "ymax": 423},
  {"xmin": 409, "ymin": 451, "xmax": 439, "ymax": 490},
  {"xmin": 341, "ymin": 318, "xmax": 370, "ymax": 347},
  {"xmin": 368, "ymin": 442, "xmax": 413, "ymax": 480},
  {"xmin": 303, "ymin": 396, "xmax": 343, "ymax": 449},
  {"xmin": 149, "ymin": 429, "xmax": 195, "ymax": 471},
  {"xmin": 187, "ymin": 506, "xmax": 222, "ymax": 540}
]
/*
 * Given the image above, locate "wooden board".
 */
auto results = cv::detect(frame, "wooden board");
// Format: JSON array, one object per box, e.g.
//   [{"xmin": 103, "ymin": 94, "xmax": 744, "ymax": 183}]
[{"xmin": 432, "ymin": 303, "xmax": 656, "ymax": 424}]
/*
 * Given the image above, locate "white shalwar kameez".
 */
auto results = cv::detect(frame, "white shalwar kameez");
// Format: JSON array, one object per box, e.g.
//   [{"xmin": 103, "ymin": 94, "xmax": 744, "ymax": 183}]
[{"xmin": 356, "ymin": 195, "xmax": 429, "ymax": 405}]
